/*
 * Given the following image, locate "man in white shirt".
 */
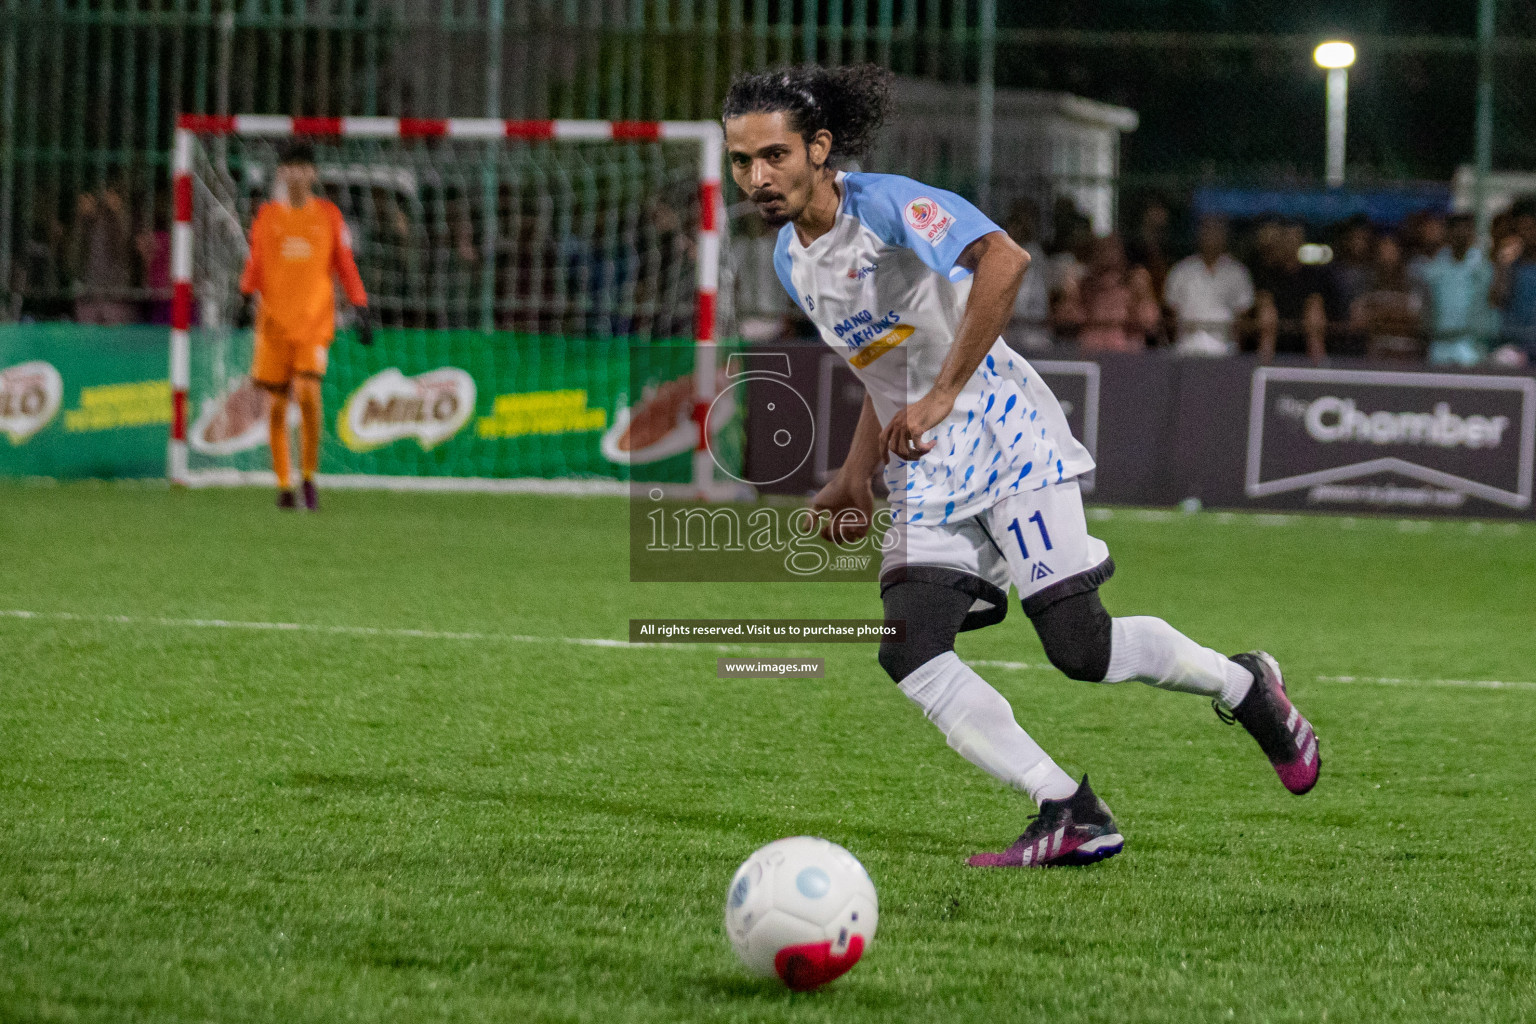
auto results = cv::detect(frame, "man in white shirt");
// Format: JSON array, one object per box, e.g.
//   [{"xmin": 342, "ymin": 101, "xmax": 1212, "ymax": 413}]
[
  {"xmin": 722, "ymin": 65, "xmax": 1320, "ymax": 870},
  {"xmin": 1164, "ymin": 215, "xmax": 1254, "ymax": 356}
]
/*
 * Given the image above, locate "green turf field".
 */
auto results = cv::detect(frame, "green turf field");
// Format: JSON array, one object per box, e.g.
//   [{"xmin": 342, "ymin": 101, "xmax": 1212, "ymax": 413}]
[{"xmin": 3, "ymin": 483, "xmax": 1534, "ymax": 1022}]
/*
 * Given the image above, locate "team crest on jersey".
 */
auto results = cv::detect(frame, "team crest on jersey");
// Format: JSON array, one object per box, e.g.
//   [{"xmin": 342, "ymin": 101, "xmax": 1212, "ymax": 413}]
[
  {"xmin": 904, "ymin": 197, "xmax": 954, "ymax": 244},
  {"xmin": 280, "ymin": 235, "xmax": 314, "ymax": 260}
]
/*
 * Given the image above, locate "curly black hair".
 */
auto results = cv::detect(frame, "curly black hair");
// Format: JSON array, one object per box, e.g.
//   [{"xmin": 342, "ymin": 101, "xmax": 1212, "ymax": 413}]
[
  {"xmin": 721, "ymin": 64, "xmax": 893, "ymax": 165},
  {"xmin": 276, "ymin": 139, "xmax": 316, "ymax": 166}
]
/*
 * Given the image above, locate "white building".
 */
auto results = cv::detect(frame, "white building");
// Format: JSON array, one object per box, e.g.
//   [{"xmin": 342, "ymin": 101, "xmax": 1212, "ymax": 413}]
[{"xmin": 875, "ymin": 77, "xmax": 1139, "ymax": 236}]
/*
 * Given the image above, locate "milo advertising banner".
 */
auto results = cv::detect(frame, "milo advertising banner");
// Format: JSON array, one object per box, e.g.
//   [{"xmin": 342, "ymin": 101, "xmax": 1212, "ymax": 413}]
[
  {"xmin": 0, "ymin": 324, "xmax": 170, "ymax": 479},
  {"xmin": 185, "ymin": 329, "xmax": 742, "ymax": 485}
]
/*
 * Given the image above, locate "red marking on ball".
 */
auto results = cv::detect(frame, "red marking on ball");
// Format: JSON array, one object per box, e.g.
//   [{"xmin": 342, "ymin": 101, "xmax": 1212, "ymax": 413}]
[{"xmin": 773, "ymin": 935, "xmax": 865, "ymax": 991}]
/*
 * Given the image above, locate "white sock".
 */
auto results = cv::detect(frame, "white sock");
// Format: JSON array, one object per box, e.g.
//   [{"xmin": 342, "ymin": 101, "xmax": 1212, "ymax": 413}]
[
  {"xmin": 898, "ymin": 651, "xmax": 1079, "ymax": 804},
  {"xmin": 1104, "ymin": 616, "xmax": 1255, "ymax": 709}
]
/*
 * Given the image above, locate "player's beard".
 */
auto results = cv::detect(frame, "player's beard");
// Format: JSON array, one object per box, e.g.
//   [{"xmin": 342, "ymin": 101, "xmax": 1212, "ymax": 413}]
[{"xmin": 752, "ymin": 190, "xmax": 796, "ymax": 228}]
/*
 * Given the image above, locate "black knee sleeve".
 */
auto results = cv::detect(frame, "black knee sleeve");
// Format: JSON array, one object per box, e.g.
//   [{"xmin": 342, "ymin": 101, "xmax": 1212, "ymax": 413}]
[
  {"xmin": 1028, "ymin": 588, "xmax": 1113, "ymax": 682},
  {"xmin": 876, "ymin": 579, "xmax": 973, "ymax": 682}
]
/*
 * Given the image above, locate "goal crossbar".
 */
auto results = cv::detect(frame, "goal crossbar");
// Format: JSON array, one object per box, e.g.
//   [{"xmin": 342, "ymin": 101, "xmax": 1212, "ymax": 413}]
[{"xmin": 168, "ymin": 114, "xmax": 725, "ymax": 492}]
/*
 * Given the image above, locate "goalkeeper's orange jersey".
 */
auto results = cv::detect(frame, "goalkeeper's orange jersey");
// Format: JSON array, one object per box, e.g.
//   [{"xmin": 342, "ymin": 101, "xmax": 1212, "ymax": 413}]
[{"xmin": 239, "ymin": 197, "xmax": 368, "ymax": 344}]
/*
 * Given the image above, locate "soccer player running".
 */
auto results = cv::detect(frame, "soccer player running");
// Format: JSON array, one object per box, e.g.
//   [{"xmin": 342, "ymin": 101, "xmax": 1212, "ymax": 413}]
[
  {"xmin": 722, "ymin": 66, "xmax": 1320, "ymax": 868},
  {"xmin": 240, "ymin": 140, "xmax": 373, "ymax": 511}
]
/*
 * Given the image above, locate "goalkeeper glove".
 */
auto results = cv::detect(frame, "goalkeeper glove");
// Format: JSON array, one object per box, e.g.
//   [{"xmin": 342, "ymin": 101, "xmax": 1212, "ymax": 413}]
[
  {"xmin": 237, "ymin": 294, "xmax": 257, "ymax": 328},
  {"xmin": 356, "ymin": 306, "xmax": 374, "ymax": 347}
]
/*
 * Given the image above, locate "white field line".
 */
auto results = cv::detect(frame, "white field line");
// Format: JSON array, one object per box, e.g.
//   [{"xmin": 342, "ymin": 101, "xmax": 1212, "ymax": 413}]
[
  {"xmin": 1316, "ymin": 673, "xmax": 1536, "ymax": 691},
  {"xmin": 0, "ymin": 609, "xmax": 783, "ymax": 657},
  {"xmin": 4, "ymin": 609, "xmax": 1533, "ymax": 691},
  {"xmin": 972, "ymin": 657, "xmax": 1536, "ymax": 691}
]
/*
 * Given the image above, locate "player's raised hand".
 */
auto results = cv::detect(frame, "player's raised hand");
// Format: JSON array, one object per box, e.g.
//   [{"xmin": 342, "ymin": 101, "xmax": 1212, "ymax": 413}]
[
  {"xmin": 807, "ymin": 474, "xmax": 873, "ymax": 546},
  {"xmin": 880, "ymin": 390, "xmax": 954, "ymax": 461}
]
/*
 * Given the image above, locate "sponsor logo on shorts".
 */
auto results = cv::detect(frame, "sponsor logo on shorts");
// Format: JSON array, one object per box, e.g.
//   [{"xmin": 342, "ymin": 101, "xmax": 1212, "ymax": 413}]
[
  {"xmin": 338, "ymin": 367, "xmax": 476, "ymax": 452},
  {"xmin": 0, "ymin": 360, "xmax": 64, "ymax": 444},
  {"xmin": 903, "ymin": 197, "xmax": 954, "ymax": 245}
]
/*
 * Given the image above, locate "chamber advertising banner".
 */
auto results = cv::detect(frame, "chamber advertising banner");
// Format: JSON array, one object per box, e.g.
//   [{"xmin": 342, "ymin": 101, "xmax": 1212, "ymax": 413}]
[{"xmin": 1245, "ymin": 366, "xmax": 1535, "ymax": 514}]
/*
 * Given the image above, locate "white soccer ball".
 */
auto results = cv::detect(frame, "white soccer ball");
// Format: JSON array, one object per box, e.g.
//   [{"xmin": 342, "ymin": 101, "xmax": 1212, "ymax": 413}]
[{"xmin": 723, "ymin": 836, "xmax": 878, "ymax": 991}]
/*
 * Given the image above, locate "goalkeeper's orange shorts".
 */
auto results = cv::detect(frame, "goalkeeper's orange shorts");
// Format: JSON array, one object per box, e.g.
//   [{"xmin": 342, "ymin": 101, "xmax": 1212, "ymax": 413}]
[{"xmin": 252, "ymin": 324, "xmax": 330, "ymax": 387}]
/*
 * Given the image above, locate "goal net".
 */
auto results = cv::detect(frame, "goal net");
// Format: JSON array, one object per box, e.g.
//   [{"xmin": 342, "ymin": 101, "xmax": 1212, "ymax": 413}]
[{"xmin": 169, "ymin": 116, "xmax": 738, "ymax": 493}]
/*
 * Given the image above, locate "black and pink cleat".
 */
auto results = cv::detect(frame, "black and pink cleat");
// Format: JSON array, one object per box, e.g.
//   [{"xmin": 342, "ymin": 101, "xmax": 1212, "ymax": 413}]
[
  {"xmin": 1220, "ymin": 651, "xmax": 1320, "ymax": 795},
  {"xmin": 967, "ymin": 775, "xmax": 1124, "ymax": 868}
]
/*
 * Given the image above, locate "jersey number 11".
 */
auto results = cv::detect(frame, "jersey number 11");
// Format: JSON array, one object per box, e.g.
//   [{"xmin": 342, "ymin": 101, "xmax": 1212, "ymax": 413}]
[{"xmin": 1007, "ymin": 511, "xmax": 1053, "ymax": 560}]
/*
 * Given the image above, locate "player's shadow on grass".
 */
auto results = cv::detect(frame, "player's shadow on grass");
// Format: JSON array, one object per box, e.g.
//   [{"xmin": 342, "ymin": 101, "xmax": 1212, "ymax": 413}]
[{"xmin": 277, "ymin": 770, "xmax": 972, "ymax": 856}]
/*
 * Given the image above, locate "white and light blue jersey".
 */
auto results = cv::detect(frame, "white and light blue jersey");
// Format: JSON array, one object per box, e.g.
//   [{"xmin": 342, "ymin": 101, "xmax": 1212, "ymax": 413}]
[{"xmin": 775, "ymin": 171, "xmax": 1094, "ymax": 525}]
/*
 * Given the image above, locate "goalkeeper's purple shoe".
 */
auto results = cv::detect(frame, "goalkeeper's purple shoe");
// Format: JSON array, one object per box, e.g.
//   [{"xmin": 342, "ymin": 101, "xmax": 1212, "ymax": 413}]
[
  {"xmin": 1219, "ymin": 652, "xmax": 1320, "ymax": 795},
  {"xmin": 301, "ymin": 478, "xmax": 319, "ymax": 512},
  {"xmin": 967, "ymin": 776, "xmax": 1124, "ymax": 868}
]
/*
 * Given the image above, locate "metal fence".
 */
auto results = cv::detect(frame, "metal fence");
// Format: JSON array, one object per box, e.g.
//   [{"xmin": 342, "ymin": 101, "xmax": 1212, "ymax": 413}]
[{"xmin": 4, "ymin": 0, "xmax": 1532, "ymax": 320}]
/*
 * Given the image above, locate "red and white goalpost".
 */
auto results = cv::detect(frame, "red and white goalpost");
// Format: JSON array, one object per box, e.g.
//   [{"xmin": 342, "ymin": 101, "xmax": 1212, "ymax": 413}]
[{"xmin": 169, "ymin": 114, "xmax": 725, "ymax": 493}]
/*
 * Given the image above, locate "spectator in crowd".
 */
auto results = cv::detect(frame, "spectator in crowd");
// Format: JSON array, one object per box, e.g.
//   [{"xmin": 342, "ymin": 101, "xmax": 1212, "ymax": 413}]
[
  {"xmin": 135, "ymin": 187, "xmax": 172, "ymax": 325},
  {"xmin": 622, "ymin": 196, "xmax": 695, "ymax": 339},
  {"xmin": 1325, "ymin": 216, "xmax": 1377, "ymax": 355},
  {"xmin": 1004, "ymin": 199, "xmax": 1052, "ymax": 352},
  {"xmin": 1045, "ymin": 199, "xmax": 1091, "ymax": 294},
  {"xmin": 424, "ymin": 184, "xmax": 481, "ymax": 330},
  {"xmin": 1413, "ymin": 212, "xmax": 1493, "ymax": 366},
  {"xmin": 1349, "ymin": 233, "xmax": 1424, "ymax": 362},
  {"xmin": 1048, "ymin": 195, "xmax": 1086, "ymax": 254},
  {"xmin": 1056, "ymin": 233, "xmax": 1161, "ymax": 352},
  {"xmin": 1489, "ymin": 209, "xmax": 1516, "ymax": 254},
  {"xmin": 67, "ymin": 182, "xmax": 137, "ymax": 325},
  {"xmin": 1163, "ymin": 214, "xmax": 1254, "ymax": 357},
  {"xmin": 728, "ymin": 205, "xmax": 793, "ymax": 342},
  {"xmin": 1126, "ymin": 198, "xmax": 1173, "ymax": 303},
  {"xmin": 1491, "ymin": 198, "xmax": 1536, "ymax": 365},
  {"xmin": 1253, "ymin": 221, "xmax": 1328, "ymax": 362},
  {"xmin": 496, "ymin": 183, "xmax": 560, "ymax": 334},
  {"xmin": 13, "ymin": 194, "xmax": 68, "ymax": 321},
  {"xmin": 1328, "ymin": 216, "xmax": 1376, "ymax": 320},
  {"xmin": 1248, "ymin": 217, "xmax": 1286, "ymax": 272},
  {"xmin": 1402, "ymin": 210, "xmax": 1447, "ymax": 274}
]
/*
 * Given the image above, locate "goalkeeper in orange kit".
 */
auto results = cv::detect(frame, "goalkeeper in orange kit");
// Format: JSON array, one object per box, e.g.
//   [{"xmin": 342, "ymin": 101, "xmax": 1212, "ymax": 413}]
[{"xmin": 239, "ymin": 140, "xmax": 372, "ymax": 511}]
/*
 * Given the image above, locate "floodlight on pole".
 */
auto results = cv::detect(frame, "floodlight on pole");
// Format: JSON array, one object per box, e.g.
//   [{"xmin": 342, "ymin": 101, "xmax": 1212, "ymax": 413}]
[{"xmin": 1314, "ymin": 41, "xmax": 1355, "ymax": 188}]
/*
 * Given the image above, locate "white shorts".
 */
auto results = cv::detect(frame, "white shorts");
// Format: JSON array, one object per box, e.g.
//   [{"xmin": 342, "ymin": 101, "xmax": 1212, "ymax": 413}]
[{"xmin": 880, "ymin": 479, "xmax": 1113, "ymax": 625}]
